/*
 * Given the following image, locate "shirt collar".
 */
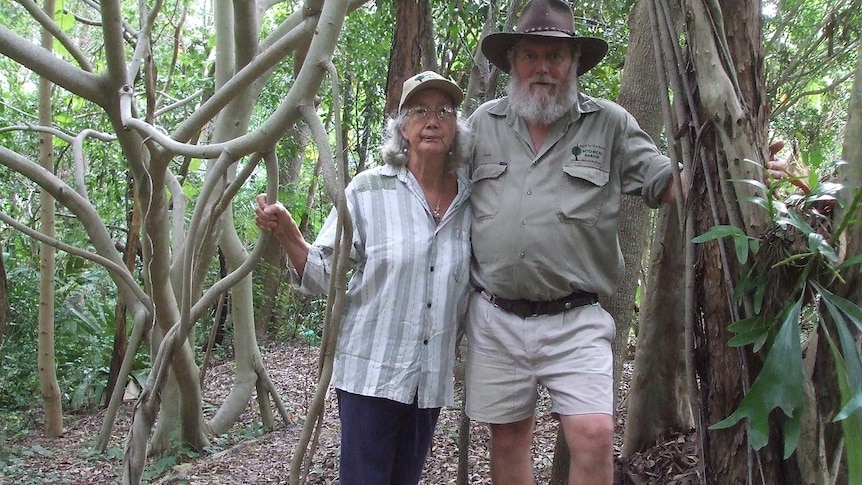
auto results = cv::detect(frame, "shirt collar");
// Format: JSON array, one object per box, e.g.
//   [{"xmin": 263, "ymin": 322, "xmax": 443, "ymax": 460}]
[{"xmin": 380, "ymin": 162, "xmax": 404, "ymax": 179}]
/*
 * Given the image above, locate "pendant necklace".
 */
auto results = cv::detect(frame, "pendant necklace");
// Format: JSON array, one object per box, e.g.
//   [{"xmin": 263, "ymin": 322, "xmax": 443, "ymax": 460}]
[
  {"xmin": 432, "ymin": 198, "xmax": 442, "ymax": 222},
  {"xmin": 431, "ymin": 175, "xmax": 446, "ymax": 224}
]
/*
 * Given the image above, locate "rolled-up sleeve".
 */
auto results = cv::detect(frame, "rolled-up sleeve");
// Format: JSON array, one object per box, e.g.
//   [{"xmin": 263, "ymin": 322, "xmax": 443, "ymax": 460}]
[{"xmin": 616, "ymin": 111, "xmax": 673, "ymax": 208}]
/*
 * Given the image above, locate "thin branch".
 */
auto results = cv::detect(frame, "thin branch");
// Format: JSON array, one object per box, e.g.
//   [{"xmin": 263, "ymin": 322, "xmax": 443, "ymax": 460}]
[
  {"xmin": 126, "ymin": 0, "xmax": 163, "ymax": 86},
  {"xmin": 154, "ymin": 89, "xmax": 206, "ymax": 117},
  {"xmin": 0, "ymin": 210, "xmax": 152, "ymax": 311},
  {"xmin": 0, "ymin": 145, "xmax": 152, "ymax": 314},
  {"xmin": 290, "ymin": 60, "xmax": 350, "ymax": 485},
  {"xmin": 0, "ymin": 25, "xmax": 106, "ymax": 104},
  {"xmin": 13, "ymin": 0, "xmax": 93, "ymax": 71}
]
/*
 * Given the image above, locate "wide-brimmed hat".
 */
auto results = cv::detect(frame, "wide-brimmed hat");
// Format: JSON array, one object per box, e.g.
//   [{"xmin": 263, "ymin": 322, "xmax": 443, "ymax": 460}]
[
  {"xmin": 398, "ymin": 71, "xmax": 464, "ymax": 110},
  {"xmin": 481, "ymin": 0, "xmax": 608, "ymax": 75}
]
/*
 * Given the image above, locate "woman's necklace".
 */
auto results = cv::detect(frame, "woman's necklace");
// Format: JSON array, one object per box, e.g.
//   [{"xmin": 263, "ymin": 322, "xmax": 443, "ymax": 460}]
[{"xmin": 430, "ymin": 174, "xmax": 446, "ymax": 224}]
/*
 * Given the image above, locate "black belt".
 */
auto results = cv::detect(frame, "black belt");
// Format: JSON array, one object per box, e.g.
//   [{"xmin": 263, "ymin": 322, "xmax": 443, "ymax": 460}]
[{"xmin": 477, "ymin": 288, "xmax": 598, "ymax": 318}]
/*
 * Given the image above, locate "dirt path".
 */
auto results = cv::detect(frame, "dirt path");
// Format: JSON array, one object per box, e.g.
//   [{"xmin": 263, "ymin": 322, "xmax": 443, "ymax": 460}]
[{"xmin": 1, "ymin": 342, "xmax": 696, "ymax": 484}]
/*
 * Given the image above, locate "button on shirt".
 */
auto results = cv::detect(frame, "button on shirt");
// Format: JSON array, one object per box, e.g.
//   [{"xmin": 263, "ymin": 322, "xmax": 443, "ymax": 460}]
[
  {"xmin": 469, "ymin": 93, "xmax": 673, "ymax": 300},
  {"xmin": 293, "ymin": 164, "xmax": 472, "ymax": 408}
]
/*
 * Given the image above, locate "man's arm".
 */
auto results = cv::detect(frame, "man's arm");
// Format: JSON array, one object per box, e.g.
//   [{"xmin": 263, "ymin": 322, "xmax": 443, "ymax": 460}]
[{"xmin": 660, "ymin": 142, "xmax": 790, "ymax": 205}]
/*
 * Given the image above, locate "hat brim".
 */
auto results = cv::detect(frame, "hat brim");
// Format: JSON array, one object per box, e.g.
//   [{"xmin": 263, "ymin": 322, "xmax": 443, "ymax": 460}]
[
  {"xmin": 400, "ymin": 79, "xmax": 465, "ymax": 109},
  {"xmin": 481, "ymin": 32, "xmax": 608, "ymax": 76}
]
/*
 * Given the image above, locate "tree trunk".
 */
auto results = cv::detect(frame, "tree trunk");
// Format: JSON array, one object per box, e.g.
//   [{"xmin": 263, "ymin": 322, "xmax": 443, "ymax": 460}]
[
  {"xmin": 610, "ymin": 0, "xmax": 667, "ymax": 398},
  {"xmin": 551, "ymin": 1, "xmax": 667, "ymax": 480},
  {"xmin": 623, "ymin": 207, "xmax": 692, "ymax": 456},
  {"xmin": 618, "ymin": 0, "xmax": 697, "ymax": 457},
  {"xmin": 38, "ymin": 0, "xmax": 62, "ymax": 438},
  {"xmin": 385, "ymin": 0, "xmax": 428, "ymax": 115},
  {"xmin": 0, "ymin": 240, "xmax": 7, "ymax": 344},
  {"xmin": 683, "ymin": 0, "xmax": 795, "ymax": 481},
  {"xmin": 106, "ymin": 177, "xmax": 140, "ymax": 405}
]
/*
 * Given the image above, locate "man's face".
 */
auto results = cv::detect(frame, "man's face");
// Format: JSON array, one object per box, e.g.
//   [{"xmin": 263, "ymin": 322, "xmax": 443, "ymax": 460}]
[
  {"xmin": 511, "ymin": 37, "xmax": 574, "ymax": 99},
  {"xmin": 507, "ymin": 37, "xmax": 580, "ymax": 126}
]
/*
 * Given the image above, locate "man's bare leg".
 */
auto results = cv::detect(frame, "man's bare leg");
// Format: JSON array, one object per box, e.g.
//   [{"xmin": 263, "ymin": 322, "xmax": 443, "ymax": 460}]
[
  {"xmin": 489, "ymin": 416, "xmax": 536, "ymax": 484},
  {"xmin": 560, "ymin": 413, "xmax": 614, "ymax": 485}
]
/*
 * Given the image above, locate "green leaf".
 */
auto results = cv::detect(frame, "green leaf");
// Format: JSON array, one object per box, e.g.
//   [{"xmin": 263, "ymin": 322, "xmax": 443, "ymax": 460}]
[
  {"xmin": 692, "ymin": 225, "xmax": 755, "ymax": 264},
  {"xmin": 770, "ymin": 199, "xmax": 789, "ymax": 216},
  {"xmin": 752, "ymin": 280, "xmax": 766, "ymax": 318},
  {"xmin": 802, "ymin": 147, "xmax": 824, "ymax": 167},
  {"xmin": 56, "ymin": 9, "xmax": 75, "ymax": 31},
  {"xmin": 807, "ymin": 232, "xmax": 839, "ymax": 263},
  {"xmin": 817, "ymin": 286, "xmax": 862, "ymax": 419},
  {"xmin": 727, "ymin": 316, "xmax": 770, "ymax": 349},
  {"xmin": 749, "ymin": 237, "xmax": 760, "ymax": 255},
  {"xmin": 818, "ymin": 317, "xmax": 862, "ymax": 483},
  {"xmin": 182, "ymin": 183, "xmax": 200, "ymax": 200},
  {"xmin": 54, "ymin": 112, "xmax": 72, "ymax": 124},
  {"xmin": 710, "ymin": 295, "xmax": 805, "ymax": 453},
  {"xmin": 692, "ymin": 225, "xmax": 746, "ymax": 243},
  {"xmin": 836, "ymin": 391, "xmax": 862, "ymax": 422},
  {"xmin": 730, "ymin": 177, "xmax": 769, "ymax": 194},
  {"xmin": 744, "ymin": 195, "xmax": 770, "ymax": 213},
  {"xmin": 778, "ymin": 211, "xmax": 815, "ymax": 236},
  {"xmin": 836, "ymin": 253, "xmax": 862, "ymax": 271},
  {"xmin": 817, "ymin": 284, "xmax": 862, "ymax": 334},
  {"xmin": 735, "ymin": 234, "xmax": 750, "ymax": 264}
]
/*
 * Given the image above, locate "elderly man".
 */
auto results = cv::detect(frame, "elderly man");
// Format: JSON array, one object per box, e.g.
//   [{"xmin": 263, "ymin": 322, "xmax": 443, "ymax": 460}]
[{"xmin": 464, "ymin": 0, "xmax": 678, "ymax": 483}]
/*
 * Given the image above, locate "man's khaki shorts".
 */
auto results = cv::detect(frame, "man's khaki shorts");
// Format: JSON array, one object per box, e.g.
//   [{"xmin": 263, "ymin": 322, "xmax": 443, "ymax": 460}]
[{"xmin": 465, "ymin": 290, "xmax": 615, "ymax": 424}]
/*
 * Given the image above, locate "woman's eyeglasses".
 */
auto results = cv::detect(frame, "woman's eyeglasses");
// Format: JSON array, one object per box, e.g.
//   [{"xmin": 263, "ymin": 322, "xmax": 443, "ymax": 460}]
[{"xmin": 405, "ymin": 106, "xmax": 456, "ymax": 120}]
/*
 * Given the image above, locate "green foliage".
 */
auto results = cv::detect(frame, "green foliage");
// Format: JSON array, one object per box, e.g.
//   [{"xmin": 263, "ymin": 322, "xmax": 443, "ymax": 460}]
[
  {"xmin": 0, "ymin": 257, "xmax": 41, "ymax": 411},
  {"xmin": 765, "ymin": 0, "xmax": 860, "ymax": 172},
  {"xmin": 695, "ymin": 169, "xmax": 862, "ymax": 475},
  {"xmin": 711, "ymin": 294, "xmax": 805, "ymax": 458},
  {"xmin": 250, "ymin": 258, "xmax": 328, "ymax": 345},
  {"xmin": 817, "ymin": 289, "xmax": 862, "ymax": 479},
  {"xmin": 0, "ymin": 249, "xmax": 150, "ymax": 414}
]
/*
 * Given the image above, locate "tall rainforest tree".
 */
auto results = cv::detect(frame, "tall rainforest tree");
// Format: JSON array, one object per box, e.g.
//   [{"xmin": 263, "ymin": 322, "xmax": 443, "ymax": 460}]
[
  {"xmin": 627, "ymin": 0, "xmax": 862, "ymax": 483},
  {"xmin": 36, "ymin": 0, "xmax": 63, "ymax": 438}
]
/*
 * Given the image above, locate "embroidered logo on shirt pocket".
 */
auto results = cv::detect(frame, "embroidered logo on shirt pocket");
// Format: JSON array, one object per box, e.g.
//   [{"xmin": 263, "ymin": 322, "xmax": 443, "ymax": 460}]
[{"xmin": 558, "ymin": 160, "xmax": 609, "ymax": 226}]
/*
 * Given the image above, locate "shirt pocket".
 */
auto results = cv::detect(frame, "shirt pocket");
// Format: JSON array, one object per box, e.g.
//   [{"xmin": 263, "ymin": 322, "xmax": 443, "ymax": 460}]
[
  {"xmin": 470, "ymin": 162, "xmax": 508, "ymax": 221},
  {"xmin": 558, "ymin": 160, "xmax": 609, "ymax": 226}
]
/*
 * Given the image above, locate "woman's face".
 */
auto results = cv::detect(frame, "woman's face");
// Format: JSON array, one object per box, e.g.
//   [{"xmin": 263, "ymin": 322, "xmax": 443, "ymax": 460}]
[{"xmin": 400, "ymin": 88, "xmax": 457, "ymax": 160}]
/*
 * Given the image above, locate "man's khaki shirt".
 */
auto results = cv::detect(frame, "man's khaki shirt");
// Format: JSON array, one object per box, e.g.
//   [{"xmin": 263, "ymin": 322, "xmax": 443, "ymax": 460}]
[{"xmin": 469, "ymin": 93, "xmax": 673, "ymax": 300}]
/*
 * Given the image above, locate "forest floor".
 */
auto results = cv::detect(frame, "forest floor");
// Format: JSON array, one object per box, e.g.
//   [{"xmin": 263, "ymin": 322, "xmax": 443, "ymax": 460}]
[{"xmin": 2, "ymin": 341, "xmax": 699, "ymax": 484}]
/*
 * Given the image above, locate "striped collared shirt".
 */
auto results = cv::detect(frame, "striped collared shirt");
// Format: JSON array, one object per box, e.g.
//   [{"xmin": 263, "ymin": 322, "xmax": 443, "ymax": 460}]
[{"xmin": 294, "ymin": 163, "xmax": 472, "ymax": 408}]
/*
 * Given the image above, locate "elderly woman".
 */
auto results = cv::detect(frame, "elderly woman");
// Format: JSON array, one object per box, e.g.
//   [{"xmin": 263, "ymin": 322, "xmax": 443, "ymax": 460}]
[{"xmin": 255, "ymin": 71, "xmax": 472, "ymax": 485}]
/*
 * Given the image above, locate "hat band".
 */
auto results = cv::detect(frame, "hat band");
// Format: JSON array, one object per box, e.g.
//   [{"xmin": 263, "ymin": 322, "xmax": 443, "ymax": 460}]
[{"xmin": 521, "ymin": 26, "xmax": 572, "ymax": 35}]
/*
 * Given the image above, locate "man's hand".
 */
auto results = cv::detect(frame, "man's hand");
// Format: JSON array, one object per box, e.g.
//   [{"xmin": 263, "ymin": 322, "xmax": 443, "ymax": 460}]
[
  {"xmin": 765, "ymin": 140, "xmax": 809, "ymax": 193},
  {"xmin": 765, "ymin": 141, "xmax": 789, "ymax": 179}
]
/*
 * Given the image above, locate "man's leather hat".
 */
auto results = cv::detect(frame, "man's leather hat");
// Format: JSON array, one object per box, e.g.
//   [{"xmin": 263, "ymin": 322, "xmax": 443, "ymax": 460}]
[{"xmin": 481, "ymin": 0, "xmax": 608, "ymax": 75}]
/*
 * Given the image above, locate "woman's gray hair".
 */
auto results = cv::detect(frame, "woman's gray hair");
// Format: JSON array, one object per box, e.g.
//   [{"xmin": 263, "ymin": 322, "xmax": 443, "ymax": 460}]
[{"xmin": 380, "ymin": 111, "xmax": 473, "ymax": 173}]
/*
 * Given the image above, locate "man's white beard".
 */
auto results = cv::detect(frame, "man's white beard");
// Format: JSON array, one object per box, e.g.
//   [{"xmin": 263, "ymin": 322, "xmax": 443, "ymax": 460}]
[{"xmin": 507, "ymin": 74, "xmax": 578, "ymax": 126}]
